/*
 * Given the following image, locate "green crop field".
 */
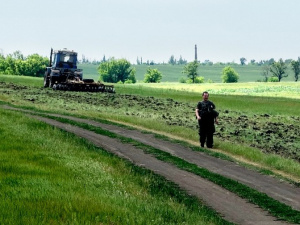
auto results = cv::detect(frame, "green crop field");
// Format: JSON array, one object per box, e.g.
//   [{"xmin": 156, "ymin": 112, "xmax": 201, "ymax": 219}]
[
  {"xmin": 78, "ymin": 63, "xmax": 296, "ymax": 83},
  {"xmin": 120, "ymin": 82, "xmax": 300, "ymax": 99}
]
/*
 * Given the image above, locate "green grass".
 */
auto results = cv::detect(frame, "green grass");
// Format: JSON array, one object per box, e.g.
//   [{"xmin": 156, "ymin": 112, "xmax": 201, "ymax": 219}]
[
  {"xmin": 115, "ymin": 83, "xmax": 300, "ymax": 116},
  {"xmin": 77, "ymin": 63, "xmax": 101, "ymax": 81},
  {"xmin": 1, "ymin": 73, "xmax": 300, "ymax": 223},
  {"xmin": 42, "ymin": 114, "xmax": 300, "ymax": 224},
  {"xmin": 0, "ymin": 108, "xmax": 231, "ymax": 225},
  {"xmin": 0, "ymin": 75, "xmax": 42, "ymax": 87},
  {"xmin": 78, "ymin": 63, "xmax": 297, "ymax": 83},
  {"xmin": 62, "ymin": 106, "xmax": 300, "ymax": 181},
  {"xmin": 1, "ymin": 75, "xmax": 299, "ymax": 180},
  {"xmin": 95, "ymin": 109, "xmax": 300, "ymax": 180},
  {"xmin": 1, "ymin": 62, "xmax": 297, "ymax": 84}
]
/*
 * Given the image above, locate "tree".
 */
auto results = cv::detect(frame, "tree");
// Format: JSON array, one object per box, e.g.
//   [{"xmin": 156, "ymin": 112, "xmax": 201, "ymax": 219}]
[
  {"xmin": 0, "ymin": 51, "xmax": 48, "ymax": 76},
  {"xmin": 202, "ymin": 60, "xmax": 213, "ymax": 66},
  {"xmin": 290, "ymin": 58, "xmax": 300, "ymax": 82},
  {"xmin": 221, "ymin": 66, "xmax": 239, "ymax": 83},
  {"xmin": 98, "ymin": 58, "xmax": 136, "ymax": 83},
  {"xmin": 144, "ymin": 67, "xmax": 162, "ymax": 83},
  {"xmin": 11, "ymin": 50, "xmax": 24, "ymax": 60},
  {"xmin": 285, "ymin": 59, "xmax": 292, "ymax": 64},
  {"xmin": 127, "ymin": 71, "xmax": 136, "ymax": 83},
  {"xmin": 269, "ymin": 59, "xmax": 288, "ymax": 82},
  {"xmin": 267, "ymin": 58, "xmax": 275, "ymax": 65},
  {"xmin": 0, "ymin": 54, "xmax": 5, "ymax": 73},
  {"xmin": 182, "ymin": 60, "xmax": 200, "ymax": 83},
  {"xmin": 261, "ymin": 64, "xmax": 271, "ymax": 82},
  {"xmin": 168, "ymin": 55, "xmax": 176, "ymax": 65},
  {"xmin": 81, "ymin": 54, "xmax": 86, "ymax": 63},
  {"xmin": 24, "ymin": 54, "xmax": 49, "ymax": 76},
  {"xmin": 102, "ymin": 55, "xmax": 106, "ymax": 63},
  {"xmin": 136, "ymin": 57, "xmax": 140, "ymax": 65},
  {"xmin": 178, "ymin": 55, "xmax": 187, "ymax": 65},
  {"xmin": 240, "ymin": 57, "xmax": 247, "ymax": 65}
]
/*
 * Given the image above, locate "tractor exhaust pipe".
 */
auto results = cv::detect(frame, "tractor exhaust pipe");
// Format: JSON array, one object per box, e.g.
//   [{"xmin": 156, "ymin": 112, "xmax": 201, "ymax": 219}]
[{"xmin": 49, "ymin": 48, "xmax": 53, "ymax": 67}]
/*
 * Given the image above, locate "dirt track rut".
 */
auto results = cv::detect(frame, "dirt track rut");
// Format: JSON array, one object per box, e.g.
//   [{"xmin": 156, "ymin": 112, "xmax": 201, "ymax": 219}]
[
  {"xmin": 43, "ymin": 111, "xmax": 300, "ymax": 212},
  {"xmin": 3, "ymin": 105, "xmax": 299, "ymax": 225}
]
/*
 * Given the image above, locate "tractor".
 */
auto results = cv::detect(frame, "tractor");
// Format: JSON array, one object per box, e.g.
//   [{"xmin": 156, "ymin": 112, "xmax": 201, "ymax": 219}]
[{"xmin": 44, "ymin": 48, "xmax": 114, "ymax": 92}]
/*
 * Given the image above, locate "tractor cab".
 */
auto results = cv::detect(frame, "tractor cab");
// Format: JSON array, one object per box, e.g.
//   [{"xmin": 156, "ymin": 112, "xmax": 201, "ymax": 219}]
[{"xmin": 52, "ymin": 49, "xmax": 78, "ymax": 69}]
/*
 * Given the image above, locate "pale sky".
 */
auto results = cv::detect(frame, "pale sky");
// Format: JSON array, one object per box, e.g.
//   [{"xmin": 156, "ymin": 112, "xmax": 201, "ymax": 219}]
[{"xmin": 1, "ymin": 0, "xmax": 300, "ymax": 64}]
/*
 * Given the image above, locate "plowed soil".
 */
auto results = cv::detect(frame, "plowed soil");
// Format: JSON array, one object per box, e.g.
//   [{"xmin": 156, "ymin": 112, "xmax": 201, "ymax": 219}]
[{"xmin": 0, "ymin": 82, "xmax": 299, "ymax": 162}]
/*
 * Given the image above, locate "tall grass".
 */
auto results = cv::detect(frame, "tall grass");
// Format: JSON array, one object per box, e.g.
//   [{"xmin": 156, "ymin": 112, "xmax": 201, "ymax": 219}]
[{"xmin": 0, "ymin": 108, "xmax": 230, "ymax": 225}]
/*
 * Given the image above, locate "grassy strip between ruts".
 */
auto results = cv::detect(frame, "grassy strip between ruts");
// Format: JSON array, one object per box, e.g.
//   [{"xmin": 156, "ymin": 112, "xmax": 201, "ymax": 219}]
[
  {"xmin": 4, "ymin": 102, "xmax": 300, "ymax": 183},
  {"xmin": 43, "ymin": 114, "xmax": 300, "ymax": 224},
  {"xmin": 0, "ymin": 107, "xmax": 233, "ymax": 225},
  {"xmin": 152, "ymin": 133, "xmax": 300, "ymax": 188}
]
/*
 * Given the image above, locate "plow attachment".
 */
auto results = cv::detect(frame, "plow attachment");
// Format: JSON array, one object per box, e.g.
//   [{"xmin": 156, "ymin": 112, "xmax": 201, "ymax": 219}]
[{"xmin": 52, "ymin": 79, "xmax": 115, "ymax": 93}]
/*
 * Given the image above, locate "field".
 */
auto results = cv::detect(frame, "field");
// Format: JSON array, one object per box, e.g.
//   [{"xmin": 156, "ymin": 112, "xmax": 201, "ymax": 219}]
[
  {"xmin": 1, "ymin": 107, "xmax": 229, "ymax": 225},
  {"xmin": 0, "ymin": 74, "xmax": 300, "ymax": 224},
  {"xmin": 1, "ymin": 75, "xmax": 299, "ymax": 174},
  {"xmin": 79, "ymin": 63, "xmax": 297, "ymax": 83}
]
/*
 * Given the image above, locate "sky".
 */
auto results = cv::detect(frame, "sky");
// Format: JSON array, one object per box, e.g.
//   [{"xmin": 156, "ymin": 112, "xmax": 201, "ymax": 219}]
[{"xmin": 1, "ymin": 0, "xmax": 300, "ymax": 64}]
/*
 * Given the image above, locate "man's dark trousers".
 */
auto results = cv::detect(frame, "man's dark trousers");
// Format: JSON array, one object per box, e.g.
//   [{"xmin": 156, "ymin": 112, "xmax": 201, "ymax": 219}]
[{"xmin": 198, "ymin": 121, "xmax": 215, "ymax": 148}]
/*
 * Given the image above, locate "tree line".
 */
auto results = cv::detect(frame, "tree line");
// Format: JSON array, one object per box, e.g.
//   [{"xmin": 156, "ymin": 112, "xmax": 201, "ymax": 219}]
[
  {"xmin": 181, "ymin": 58, "xmax": 300, "ymax": 83},
  {"xmin": 0, "ymin": 51, "xmax": 48, "ymax": 77},
  {"xmin": 1, "ymin": 50, "xmax": 299, "ymax": 83},
  {"xmin": 97, "ymin": 56, "xmax": 299, "ymax": 84}
]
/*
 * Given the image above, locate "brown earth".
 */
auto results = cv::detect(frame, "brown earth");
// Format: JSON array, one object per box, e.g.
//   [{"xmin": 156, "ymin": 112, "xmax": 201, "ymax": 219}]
[{"xmin": 3, "ymin": 105, "xmax": 299, "ymax": 225}]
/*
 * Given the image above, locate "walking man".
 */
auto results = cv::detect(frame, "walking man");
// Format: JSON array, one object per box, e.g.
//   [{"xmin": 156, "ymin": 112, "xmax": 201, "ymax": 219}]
[{"xmin": 195, "ymin": 91, "xmax": 219, "ymax": 148}]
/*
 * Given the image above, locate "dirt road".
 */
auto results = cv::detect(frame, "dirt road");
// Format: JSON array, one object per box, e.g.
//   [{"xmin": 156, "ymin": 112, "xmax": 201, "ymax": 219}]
[{"xmin": 3, "ymin": 105, "xmax": 299, "ymax": 225}]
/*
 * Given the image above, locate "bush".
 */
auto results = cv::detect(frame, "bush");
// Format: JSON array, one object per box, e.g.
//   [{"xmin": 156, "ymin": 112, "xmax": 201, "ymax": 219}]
[
  {"xmin": 179, "ymin": 77, "xmax": 186, "ymax": 83},
  {"xmin": 98, "ymin": 58, "xmax": 136, "ymax": 83},
  {"xmin": 127, "ymin": 72, "xmax": 136, "ymax": 83},
  {"xmin": 221, "ymin": 66, "xmax": 239, "ymax": 83},
  {"xmin": 0, "ymin": 52, "xmax": 49, "ymax": 77},
  {"xmin": 186, "ymin": 78, "xmax": 193, "ymax": 84},
  {"xmin": 186, "ymin": 77, "xmax": 204, "ymax": 84},
  {"xmin": 268, "ymin": 76, "xmax": 279, "ymax": 82},
  {"xmin": 182, "ymin": 61, "xmax": 200, "ymax": 83},
  {"xmin": 144, "ymin": 67, "xmax": 162, "ymax": 83},
  {"xmin": 194, "ymin": 76, "xmax": 205, "ymax": 83},
  {"xmin": 124, "ymin": 79, "xmax": 133, "ymax": 84}
]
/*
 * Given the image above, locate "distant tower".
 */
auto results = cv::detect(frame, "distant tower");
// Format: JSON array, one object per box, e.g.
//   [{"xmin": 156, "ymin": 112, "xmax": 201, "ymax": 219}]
[{"xmin": 195, "ymin": 44, "xmax": 197, "ymax": 61}]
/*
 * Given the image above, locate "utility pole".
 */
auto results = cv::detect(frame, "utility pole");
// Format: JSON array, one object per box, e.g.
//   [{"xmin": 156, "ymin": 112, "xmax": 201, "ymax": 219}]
[{"xmin": 195, "ymin": 44, "xmax": 197, "ymax": 62}]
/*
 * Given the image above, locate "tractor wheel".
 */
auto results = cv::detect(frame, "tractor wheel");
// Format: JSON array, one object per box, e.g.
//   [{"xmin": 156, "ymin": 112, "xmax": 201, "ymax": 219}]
[
  {"xmin": 43, "ymin": 74, "xmax": 49, "ymax": 88},
  {"xmin": 49, "ymin": 78, "xmax": 53, "ymax": 88}
]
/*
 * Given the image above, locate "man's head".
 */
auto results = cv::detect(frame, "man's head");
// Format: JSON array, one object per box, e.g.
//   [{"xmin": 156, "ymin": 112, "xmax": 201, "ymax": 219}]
[{"xmin": 202, "ymin": 91, "xmax": 209, "ymax": 101}]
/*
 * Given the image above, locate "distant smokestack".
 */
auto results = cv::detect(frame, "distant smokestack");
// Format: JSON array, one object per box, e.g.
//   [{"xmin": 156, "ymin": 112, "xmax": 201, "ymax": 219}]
[{"xmin": 195, "ymin": 44, "xmax": 197, "ymax": 61}]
